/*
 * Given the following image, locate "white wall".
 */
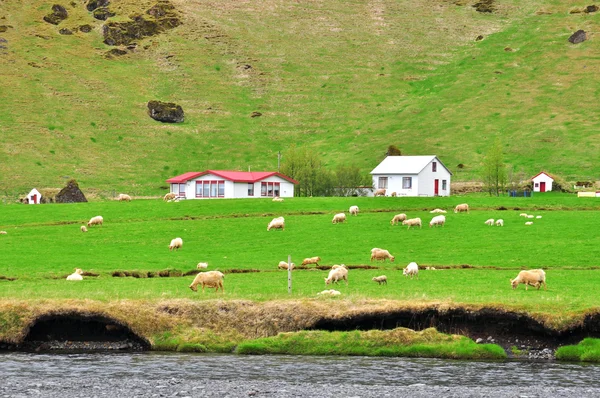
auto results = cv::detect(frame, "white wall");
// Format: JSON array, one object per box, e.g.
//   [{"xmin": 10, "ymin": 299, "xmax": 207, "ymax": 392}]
[
  {"xmin": 532, "ymin": 174, "xmax": 553, "ymax": 192},
  {"xmin": 418, "ymin": 159, "xmax": 451, "ymax": 197}
]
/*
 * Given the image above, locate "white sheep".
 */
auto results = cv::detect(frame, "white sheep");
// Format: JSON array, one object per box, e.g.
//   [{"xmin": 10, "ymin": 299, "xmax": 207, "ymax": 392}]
[
  {"xmin": 390, "ymin": 213, "xmax": 407, "ymax": 225},
  {"xmin": 372, "ymin": 275, "xmax": 387, "ymax": 285},
  {"xmin": 495, "ymin": 219, "xmax": 504, "ymax": 227},
  {"xmin": 117, "ymin": 194, "xmax": 132, "ymax": 202},
  {"xmin": 80, "ymin": 225, "xmax": 88, "ymax": 233},
  {"xmin": 189, "ymin": 271, "xmax": 225, "ymax": 293},
  {"xmin": 402, "ymin": 217, "xmax": 422, "ymax": 229},
  {"xmin": 370, "ymin": 248, "xmax": 395, "ymax": 263},
  {"xmin": 429, "ymin": 215, "xmax": 446, "ymax": 227},
  {"xmin": 519, "ymin": 213, "xmax": 528, "ymax": 217},
  {"xmin": 196, "ymin": 262, "xmax": 209, "ymax": 269},
  {"xmin": 267, "ymin": 216, "xmax": 285, "ymax": 231},
  {"xmin": 317, "ymin": 289, "xmax": 341, "ymax": 296},
  {"xmin": 325, "ymin": 266, "xmax": 348, "ymax": 285},
  {"xmin": 272, "ymin": 196, "xmax": 284, "ymax": 202},
  {"xmin": 403, "ymin": 262, "xmax": 419, "ymax": 279},
  {"xmin": 169, "ymin": 237, "xmax": 183, "ymax": 251},
  {"xmin": 454, "ymin": 203, "xmax": 469, "ymax": 213},
  {"xmin": 0, "ymin": 231, "xmax": 6, "ymax": 235},
  {"xmin": 66, "ymin": 268, "xmax": 84, "ymax": 281},
  {"xmin": 164, "ymin": 192, "xmax": 176, "ymax": 201},
  {"xmin": 301, "ymin": 256, "xmax": 321, "ymax": 266},
  {"xmin": 536, "ymin": 215, "xmax": 542, "ymax": 219},
  {"xmin": 510, "ymin": 269, "xmax": 546, "ymax": 290},
  {"xmin": 374, "ymin": 188, "xmax": 386, "ymax": 197},
  {"xmin": 278, "ymin": 261, "xmax": 295, "ymax": 270},
  {"xmin": 484, "ymin": 218, "xmax": 494, "ymax": 226},
  {"xmin": 87, "ymin": 215, "xmax": 103, "ymax": 227},
  {"xmin": 332, "ymin": 213, "xmax": 347, "ymax": 224},
  {"xmin": 527, "ymin": 215, "xmax": 534, "ymax": 219},
  {"xmin": 430, "ymin": 208, "xmax": 447, "ymax": 214},
  {"xmin": 349, "ymin": 205, "xmax": 359, "ymax": 216},
  {"xmin": 331, "ymin": 264, "xmax": 347, "ymax": 270},
  {"xmin": 525, "ymin": 221, "xmax": 533, "ymax": 226}
]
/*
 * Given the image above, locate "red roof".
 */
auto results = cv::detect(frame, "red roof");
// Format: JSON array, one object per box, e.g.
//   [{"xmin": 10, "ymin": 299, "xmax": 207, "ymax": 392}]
[
  {"xmin": 531, "ymin": 171, "xmax": 554, "ymax": 181},
  {"xmin": 166, "ymin": 170, "xmax": 298, "ymax": 184}
]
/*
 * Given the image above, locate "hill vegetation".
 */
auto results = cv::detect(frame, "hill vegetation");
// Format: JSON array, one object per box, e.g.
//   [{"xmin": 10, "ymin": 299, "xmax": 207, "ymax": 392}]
[{"xmin": 0, "ymin": 0, "xmax": 598, "ymax": 198}]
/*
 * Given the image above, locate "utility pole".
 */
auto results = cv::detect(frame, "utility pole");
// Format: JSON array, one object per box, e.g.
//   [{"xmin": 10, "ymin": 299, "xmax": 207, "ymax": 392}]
[{"xmin": 277, "ymin": 151, "xmax": 281, "ymax": 172}]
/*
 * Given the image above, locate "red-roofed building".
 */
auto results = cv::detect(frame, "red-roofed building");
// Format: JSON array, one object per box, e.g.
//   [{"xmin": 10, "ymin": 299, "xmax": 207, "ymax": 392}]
[
  {"xmin": 531, "ymin": 172, "xmax": 554, "ymax": 193},
  {"xmin": 166, "ymin": 170, "xmax": 297, "ymax": 199}
]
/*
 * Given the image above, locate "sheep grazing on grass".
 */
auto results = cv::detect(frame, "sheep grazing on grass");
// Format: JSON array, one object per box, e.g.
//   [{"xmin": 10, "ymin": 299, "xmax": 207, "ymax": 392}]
[
  {"xmin": 430, "ymin": 208, "xmax": 447, "ymax": 214},
  {"xmin": 272, "ymin": 196, "xmax": 284, "ymax": 202},
  {"xmin": 278, "ymin": 261, "xmax": 295, "ymax": 270},
  {"xmin": 391, "ymin": 192, "xmax": 397, "ymax": 197},
  {"xmin": 374, "ymin": 189, "xmax": 386, "ymax": 197},
  {"xmin": 332, "ymin": 213, "xmax": 346, "ymax": 224},
  {"xmin": 196, "ymin": 262, "xmax": 208, "ymax": 269},
  {"xmin": 169, "ymin": 237, "xmax": 183, "ymax": 251},
  {"xmin": 325, "ymin": 266, "xmax": 349, "ymax": 285},
  {"xmin": 390, "ymin": 213, "xmax": 407, "ymax": 225},
  {"xmin": 372, "ymin": 275, "xmax": 387, "ymax": 285},
  {"xmin": 301, "ymin": 256, "xmax": 321, "ymax": 266},
  {"xmin": 189, "ymin": 271, "xmax": 225, "ymax": 293},
  {"xmin": 536, "ymin": 215, "xmax": 542, "ymax": 219},
  {"xmin": 87, "ymin": 215, "xmax": 103, "ymax": 227},
  {"xmin": 81, "ymin": 225, "xmax": 88, "ymax": 233},
  {"xmin": 117, "ymin": 194, "xmax": 132, "ymax": 202},
  {"xmin": 349, "ymin": 205, "xmax": 359, "ymax": 216},
  {"xmin": 511, "ymin": 269, "xmax": 546, "ymax": 290},
  {"xmin": 496, "ymin": 219, "xmax": 504, "ymax": 227},
  {"xmin": 402, "ymin": 217, "xmax": 422, "ymax": 229},
  {"xmin": 317, "ymin": 289, "xmax": 341, "ymax": 296},
  {"xmin": 484, "ymin": 218, "xmax": 494, "ymax": 226},
  {"xmin": 370, "ymin": 248, "xmax": 395, "ymax": 263},
  {"xmin": 164, "ymin": 193, "xmax": 176, "ymax": 201},
  {"xmin": 66, "ymin": 268, "xmax": 84, "ymax": 281},
  {"xmin": 525, "ymin": 221, "xmax": 533, "ymax": 226},
  {"xmin": 403, "ymin": 262, "xmax": 419, "ymax": 279},
  {"xmin": 527, "ymin": 215, "xmax": 535, "ymax": 219},
  {"xmin": 429, "ymin": 215, "xmax": 446, "ymax": 228},
  {"xmin": 331, "ymin": 264, "xmax": 347, "ymax": 270},
  {"xmin": 519, "ymin": 213, "xmax": 528, "ymax": 217},
  {"xmin": 267, "ymin": 216, "xmax": 285, "ymax": 231},
  {"xmin": 0, "ymin": 231, "xmax": 6, "ymax": 235},
  {"xmin": 454, "ymin": 203, "xmax": 469, "ymax": 213}
]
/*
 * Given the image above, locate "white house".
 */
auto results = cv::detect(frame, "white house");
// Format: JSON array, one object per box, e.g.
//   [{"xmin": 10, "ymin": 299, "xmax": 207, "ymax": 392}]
[
  {"xmin": 531, "ymin": 172, "xmax": 554, "ymax": 193},
  {"xmin": 370, "ymin": 156, "xmax": 452, "ymax": 197},
  {"xmin": 166, "ymin": 170, "xmax": 297, "ymax": 199},
  {"xmin": 26, "ymin": 188, "xmax": 42, "ymax": 204}
]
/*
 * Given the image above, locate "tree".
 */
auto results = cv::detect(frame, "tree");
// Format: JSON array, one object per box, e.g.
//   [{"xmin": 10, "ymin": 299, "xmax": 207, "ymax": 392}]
[
  {"xmin": 334, "ymin": 164, "xmax": 372, "ymax": 197},
  {"xmin": 481, "ymin": 138, "xmax": 507, "ymax": 196},
  {"xmin": 386, "ymin": 145, "xmax": 402, "ymax": 156},
  {"xmin": 280, "ymin": 146, "xmax": 334, "ymax": 197}
]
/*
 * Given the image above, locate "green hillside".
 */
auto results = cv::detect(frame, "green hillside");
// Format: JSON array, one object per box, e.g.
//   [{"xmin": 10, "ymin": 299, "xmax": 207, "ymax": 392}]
[{"xmin": 0, "ymin": 0, "xmax": 598, "ymax": 198}]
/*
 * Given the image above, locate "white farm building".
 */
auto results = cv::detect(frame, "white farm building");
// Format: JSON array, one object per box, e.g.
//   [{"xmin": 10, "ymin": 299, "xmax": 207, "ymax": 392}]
[
  {"xmin": 531, "ymin": 172, "xmax": 554, "ymax": 193},
  {"xmin": 166, "ymin": 170, "xmax": 297, "ymax": 199},
  {"xmin": 370, "ymin": 156, "xmax": 452, "ymax": 197}
]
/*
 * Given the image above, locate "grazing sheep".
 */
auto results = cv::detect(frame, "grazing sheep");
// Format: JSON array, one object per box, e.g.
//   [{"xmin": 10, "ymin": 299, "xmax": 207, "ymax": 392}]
[
  {"xmin": 519, "ymin": 213, "xmax": 528, "ymax": 217},
  {"xmin": 372, "ymin": 275, "xmax": 387, "ymax": 285},
  {"xmin": 196, "ymin": 262, "xmax": 209, "ymax": 269},
  {"xmin": 278, "ymin": 261, "xmax": 295, "ymax": 270},
  {"xmin": 429, "ymin": 215, "xmax": 446, "ymax": 228},
  {"xmin": 80, "ymin": 225, "xmax": 88, "ymax": 233},
  {"xmin": 390, "ymin": 213, "xmax": 407, "ymax": 225},
  {"xmin": 527, "ymin": 215, "xmax": 534, "ymax": 219},
  {"xmin": 325, "ymin": 266, "xmax": 349, "ymax": 285},
  {"xmin": 403, "ymin": 262, "xmax": 419, "ymax": 279},
  {"xmin": 425, "ymin": 267, "xmax": 436, "ymax": 270},
  {"xmin": 402, "ymin": 217, "xmax": 422, "ymax": 229},
  {"xmin": 117, "ymin": 194, "xmax": 132, "ymax": 202},
  {"xmin": 0, "ymin": 231, "xmax": 6, "ymax": 235},
  {"xmin": 317, "ymin": 289, "xmax": 341, "ymax": 296},
  {"xmin": 510, "ymin": 269, "xmax": 546, "ymax": 290},
  {"xmin": 484, "ymin": 218, "xmax": 494, "ymax": 226},
  {"xmin": 454, "ymin": 203, "xmax": 469, "ymax": 213},
  {"xmin": 349, "ymin": 205, "xmax": 359, "ymax": 216},
  {"xmin": 164, "ymin": 192, "xmax": 176, "ymax": 201},
  {"xmin": 272, "ymin": 196, "xmax": 284, "ymax": 202},
  {"xmin": 169, "ymin": 237, "xmax": 183, "ymax": 251},
  {"xmin": 189, "ymin": 271, "xmax": 225, "ymax": 293},
  {"xmin": 391, "ymin": 192, "xmax": 397, "ymax": 197},
  {"xmin": 267, "ymin": 216, "xmax": 285, "ymax": 231},
  {"xmin": 66, "ymin": 268, "xmax": 84, "ymax": 281},
  {"xmin": 301, "ymin": 256, "xmax": 321, "ymax": 266},
  {"xmin": 374, "ymin": 189, "xmax": 386, "ymax": 197},
  {"xmin": 370, "ymin": 248, "xmax": 395, "ymax": 263},
  {"xmin": 536, "ymin": 215, "xmax": 542, "ymax": 219},
  {"xmin": 430, "ymin": 209, "xmax": 447, "ymax": 214},
  {"xmin": 87, "ymin": 215, "xmax": 104, "ymax": 227},
  {"xmin": 332, "ymin": 213, "xmax": 347, "ymax": 224},
  {"xmin": 331, "ymin": 264, "xmax": 347, "ymax": 270},
  {"xmin": 525, "ymin": 221, "xmax": 533, "ymax": 226},
  {"xmin": 496, "ymin": 219, "xmax": 504, "ymax": 227}
]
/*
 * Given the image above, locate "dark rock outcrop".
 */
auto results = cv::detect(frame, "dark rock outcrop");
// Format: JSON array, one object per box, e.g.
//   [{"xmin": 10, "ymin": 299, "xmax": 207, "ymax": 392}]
[
  {"xmin": 79, "ymin": 24, "xmax": 92, "ymax": 33},
  {"xmin": 473, "ymin": 0, "xmax": 495, "ymax": 13},
  {"xmin": 147, "ymin": 100, "xmax": 184, "ymax": 123},
  {"xmin": 55, "ymin": 179, "xmax": 88, "ymax": 203},
  {"xmin": 105, "ymin": 48, "xmax": 127, "ymax": 58},
  {"xmin": 86, "ymin": 0, "xmax": 110, "ymax": 12},
  {"xmin": 586, "ymin": 5, "xmax": 599, "ymax": 13},
  {"xmin": 59, "ymin": 28, "xmax": 73, "ymax": 35},
  {"xmin": 568, "ymin": 30, "xmax": 587, "ymax": 44},
  {"xmin": 43, "ymin": 5, "xmax": 68, "ymax": 25},
  {"xmin": 93, "ymin": 7, "xmax": 115, "ymax": 21}
]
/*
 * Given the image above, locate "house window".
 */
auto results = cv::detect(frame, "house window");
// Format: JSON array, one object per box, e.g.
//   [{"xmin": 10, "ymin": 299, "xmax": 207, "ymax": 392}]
[
  {"xmin": 196, "ymin": 180, "xmax": 225, "ymax": 198},
  {"xmin": 260, "ymin": 182, "xmax": 281, "ymax": 197},
  {"xmin": 203, "ymin": 182, "xmax": 210, "ymax": 197},
  {"xmin": 195, "ymin": 182, "xmax": 202, "ymax": 198},
  {"xmin": 178, "ymin": 184, "xmax": 186, "ymax": 197},
  {"xmin": 248, "ymin": 183, "xmax": 254, "ymax": 196},
  {"xmin": 274, "ymin": 183, "xmax": 280, "ymax": 197},
  {"xmin": 402, "ymin": 177, "xmax": 412, "ymax": 189},
  {"xmin": 442, "ymin": 180, "xmax": 447, "ymax": 190},
  {"xmin": 378, "ymin": 177, "xmax": 388, "ymax": 189},
  {"xmin": 535, "ymin": 183, "xmax": 539, "ymax": 188},
  {"xmin": 432, "ymin": 162, "xmax": 437, "ymax": 172},
  {"xmin": 218, "ymin": 181, "xmax": 225, "ymax": 197}
]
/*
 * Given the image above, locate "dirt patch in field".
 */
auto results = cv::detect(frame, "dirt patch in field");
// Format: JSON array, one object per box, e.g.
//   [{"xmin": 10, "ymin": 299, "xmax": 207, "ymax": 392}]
[{"xmin": 0, "ymin": 275, "xmax": 17, "ymax": 281}]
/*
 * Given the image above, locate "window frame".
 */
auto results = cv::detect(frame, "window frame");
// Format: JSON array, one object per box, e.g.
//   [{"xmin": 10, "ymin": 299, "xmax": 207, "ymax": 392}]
[
  {"xmin": 378, "ymin": 177, "xmax": 388, "ymax": 189},
  {"xmin": 402, "ymin": 177, "xmax": 412, "ymax": 189}
]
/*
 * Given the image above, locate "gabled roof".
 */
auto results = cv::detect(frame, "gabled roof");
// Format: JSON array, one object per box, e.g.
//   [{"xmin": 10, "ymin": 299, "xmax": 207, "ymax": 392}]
[
  {"xmin": 531, "ymin": 171, "xmax": 554, "ymax": 181},
  {"xmin": 166, "ymin": 170, "xmax": 298, "ymax": 184},
  {"xmin": 370, "ymin": 156, "xmax": 453, "ymax": 176}
]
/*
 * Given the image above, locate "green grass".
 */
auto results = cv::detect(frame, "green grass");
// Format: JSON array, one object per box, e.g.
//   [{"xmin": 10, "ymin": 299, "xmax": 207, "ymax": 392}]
[{"xmin": 556, "ymin": 338, "xmax": 600, "ymax": 362}]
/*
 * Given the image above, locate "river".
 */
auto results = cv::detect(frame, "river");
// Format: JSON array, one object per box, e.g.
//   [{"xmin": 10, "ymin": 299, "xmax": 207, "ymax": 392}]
[{"xmin": 3, "ymin": 352, "xmax": 600, "ymax": 397}]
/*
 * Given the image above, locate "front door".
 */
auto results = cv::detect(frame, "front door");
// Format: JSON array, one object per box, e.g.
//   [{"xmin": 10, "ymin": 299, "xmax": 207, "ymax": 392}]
[
  {"xmin": 540, "ymin": 182, "xmax": 546, "ymax": 192},
  {"xmin": 434, "ymin": 179, "xmax": 439, "ymax": 196}
]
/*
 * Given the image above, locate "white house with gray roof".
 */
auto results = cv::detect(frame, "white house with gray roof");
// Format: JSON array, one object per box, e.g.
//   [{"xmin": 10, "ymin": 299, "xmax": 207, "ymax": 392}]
[{"xmin": 370, "ymin": 156, "xmax": 452, "ymax": 197}]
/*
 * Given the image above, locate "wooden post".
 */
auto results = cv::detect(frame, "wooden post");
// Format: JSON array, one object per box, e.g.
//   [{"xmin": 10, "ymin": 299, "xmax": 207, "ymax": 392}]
[{"xmin": 287, "ymin": 254, "xmax": 292, "ymax": 294}]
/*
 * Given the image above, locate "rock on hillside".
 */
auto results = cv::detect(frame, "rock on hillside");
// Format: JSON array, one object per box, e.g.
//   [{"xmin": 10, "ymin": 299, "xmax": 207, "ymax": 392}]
[
  {"xmin": 55, "ymin": 179, "xmax": 88, "ymax": 203},
  {"xmin": 43, "ymin": 5, "xmax": 68, "ymax": 25},
  {"xmin": 147, "ymin": 100, "xmax": 184, "ymax": 123}
]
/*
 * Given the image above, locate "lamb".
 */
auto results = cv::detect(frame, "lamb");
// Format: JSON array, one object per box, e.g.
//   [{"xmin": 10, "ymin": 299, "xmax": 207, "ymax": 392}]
[
  {"xmin": 278, "ymin": 261, "xmax": 295, "ymax": 270},
  {"xmin": 525, "ymin": 221, "xmax": 533, "ymax": 226},
  {"xmin": 402, "ymin": 217, "xmax": 422, "ymax": 229},
  {"xmin": 391, "ymin": 192, "xmax": 397, "ymax": 197},
  {"xmin": 430, "ymin": 209, "xmax": 447, "ymax": 214},
  {"xmin": 484, "ymin": 218, "xmax": 494, "ymax": 226},
  {"xmin": 117, "ymin": 194, "xmax": 132, "ymax": 202},
  {"xmin": 169, "ymin": 237, "xmax": 183, "ymax": 251},
  {"xmin": 349, "ymin": 205, "xmax": 359, "ymax": 216},
  {"xmin": 374, "ymin": 189, "xmax": 386, "ymax": 197},
  {"xmin": 87, "ymin": 215, "xmax": 103, "ymax": 227},
  {"xmin": 370, "ymin": 248, "xmax": 395, "ymax": 263},
  {"xmin": 495, "ymin": 219, "xmax": 504, "ymax": 227},
  {"xmin": 403, "ymin": 262, "xmax": 419, "ymax": 279},
  {"xmin": 519, "ymin": 213, "xmax": 528, "ymax": 217},
  {"xmin": 189, "ymin": 271, "xmax": 225, "ymax": 293},
  {"xmin": 390, "ymin": 213, "xmax": 407, "ymax": 225},
  {"xmin": 325, "ymin": 266, "xmax": 349, "ymax": 285},
  {"xmin": 196, "ymin": 262, "xmax": 209, "ymax": 269},
  {"xmin": 66, "ymin": 268, "xmax": 84, "ymax": 281},
  {"xmin": 81, "ymin": 225, "xmax": 88, "ymax": 233},
  {"xmin": 332, "ymin": 213, "xmax": 346, "ymax": 224},
  {"xmin": 372, "ymin": 275, "xmax": 387, "ymax": 285},
  {"xmin": 164, "ymin": 192, "xmax": 176, "ymax": 201},
  {"xmin": 272, "ymin": 196, "xmax": 284, "ymax": 202},
  {"xmin": 301, "ymin": 256, "xmax": 321, "ymax": 266},
  {"xmin": 317, "ymin": 289, "xmax": 341, "ymax": 296},
  {"xmin": 454, "ymin": 203, "xmax": 469, "ymax": 213},
  {"xmin": 429, "ymin": 215, "xmax": 446, "ymax": 228},
  {"xmin": 510, "ymin": 269, "xmax": 546, "ymax": 290},
  {"xmin": 267, "ymin": 216, "xmax": 285, "ymax": 231}
]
